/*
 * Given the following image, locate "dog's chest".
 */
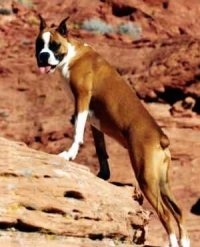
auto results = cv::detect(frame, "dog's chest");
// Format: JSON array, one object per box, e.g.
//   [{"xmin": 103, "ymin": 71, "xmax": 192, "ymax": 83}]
[
  {"xmin": 61, "ymin": 63, "xmax": 70, "ymax": 79},
  {"xmin": 59, "ymin": 42, "xmax": 76, "ymax": 80}
]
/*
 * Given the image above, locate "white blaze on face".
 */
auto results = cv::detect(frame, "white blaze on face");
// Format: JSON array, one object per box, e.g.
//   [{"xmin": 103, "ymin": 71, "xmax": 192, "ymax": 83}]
[{"xmin": 40, "ymin": 31, "xmax": 59, "ymax": 66}]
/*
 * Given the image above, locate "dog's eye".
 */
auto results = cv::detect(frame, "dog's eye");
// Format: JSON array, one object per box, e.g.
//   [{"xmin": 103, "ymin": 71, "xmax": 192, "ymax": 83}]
[{"xmin": 49, "ymin": 41, "xmax": 60, "ymax": 52}]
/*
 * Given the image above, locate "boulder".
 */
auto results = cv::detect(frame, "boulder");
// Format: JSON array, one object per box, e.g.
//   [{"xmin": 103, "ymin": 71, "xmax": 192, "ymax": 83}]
[{"xmin": 0, "ymin": 137, "xmax": 150, "ymax": 246}]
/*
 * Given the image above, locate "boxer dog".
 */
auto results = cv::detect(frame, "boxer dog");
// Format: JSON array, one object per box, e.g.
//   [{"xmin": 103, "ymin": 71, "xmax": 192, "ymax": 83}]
[{"xmin": 35, "ymin": 16, "xmax": 189, "ymax": 247}]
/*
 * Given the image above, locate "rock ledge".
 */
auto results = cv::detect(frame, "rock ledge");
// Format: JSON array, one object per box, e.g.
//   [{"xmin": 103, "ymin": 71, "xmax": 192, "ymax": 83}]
[{"xmin": 0, "ymin": 137, "xmax": 149, "ymax": 247}]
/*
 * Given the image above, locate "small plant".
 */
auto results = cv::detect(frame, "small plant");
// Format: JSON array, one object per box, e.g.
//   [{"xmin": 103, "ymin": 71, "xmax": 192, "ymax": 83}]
[
  {"xmin": 117, "ymin": 22, "xmax": 142, "ymax": 40},
  {"xmin": 81, "ymin": 18, "xmax": 114, "ymax": 34},
  {"xmin": 17, "ymin": 0, "xmax": 33, "ymax": 7},
  {"xmin": 81, "ymin": 18, "xmax": 142, "ymax": 40}
]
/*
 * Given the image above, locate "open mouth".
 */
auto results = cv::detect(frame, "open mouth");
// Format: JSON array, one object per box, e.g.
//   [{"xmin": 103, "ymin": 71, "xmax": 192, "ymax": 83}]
[{"xmin": 39, "ymin": 65, "xmax": 56, "ymax": 74}]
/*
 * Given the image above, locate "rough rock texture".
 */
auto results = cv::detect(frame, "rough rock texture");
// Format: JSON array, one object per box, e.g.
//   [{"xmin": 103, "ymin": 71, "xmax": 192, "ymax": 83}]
[
  {"xmin": 0, "ymin": 0, "xmax": 200, "ymax": 246},
  {"xmin": 0, "ymin": 137, "xmax": 149, "ymax": 246}
]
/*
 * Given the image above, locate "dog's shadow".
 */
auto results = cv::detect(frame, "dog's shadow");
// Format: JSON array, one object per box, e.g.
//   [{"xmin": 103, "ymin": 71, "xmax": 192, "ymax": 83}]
[{"xmin": 110, "ymin": 181, "xmax": 133, "ymax": 187}]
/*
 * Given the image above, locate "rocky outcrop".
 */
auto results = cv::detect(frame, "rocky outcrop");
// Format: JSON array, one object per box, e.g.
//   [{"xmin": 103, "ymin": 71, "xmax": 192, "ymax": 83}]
[
  {"xmin": 109, "ymin": 0, "xmax": 200, "ymax": 38},
  {"xmin": 0, "ymin": 137, "xmax": 149, "ymax": 246}
]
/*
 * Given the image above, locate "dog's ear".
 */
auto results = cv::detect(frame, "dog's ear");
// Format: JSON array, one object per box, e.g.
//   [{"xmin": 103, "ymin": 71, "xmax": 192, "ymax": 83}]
[
  {"xmin": 56, "ymin": 17, "xmax": 70, "ymax": 36},
  {"xmin": 38, "ymin": 14, "xmax": 47, "ymax": 31}
]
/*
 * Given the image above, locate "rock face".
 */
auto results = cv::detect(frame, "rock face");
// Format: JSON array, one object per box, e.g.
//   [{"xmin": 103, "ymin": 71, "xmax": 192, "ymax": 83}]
[{"xmin": 0, "ymin": 137, "xmax": 149, "ymax": 247}]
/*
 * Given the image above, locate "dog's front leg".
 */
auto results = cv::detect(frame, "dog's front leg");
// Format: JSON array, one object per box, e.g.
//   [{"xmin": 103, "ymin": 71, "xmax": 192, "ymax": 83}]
[
  {"xmin": 91, "ymin": 126, "xmax": 110, "ymax": 180},
  {"xmin": 59, "ymin": 91, "xmax": 91, "ymax": 161},
  {"xmin": 59, "ymin": 111, "xmax": 88, "ymax": 160}
]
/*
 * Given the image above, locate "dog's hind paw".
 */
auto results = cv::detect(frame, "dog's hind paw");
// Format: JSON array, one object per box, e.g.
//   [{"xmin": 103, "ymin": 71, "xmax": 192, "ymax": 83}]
[{"xmin": 180, "ymin": 237, "xmax": 190, "ymax": 247}]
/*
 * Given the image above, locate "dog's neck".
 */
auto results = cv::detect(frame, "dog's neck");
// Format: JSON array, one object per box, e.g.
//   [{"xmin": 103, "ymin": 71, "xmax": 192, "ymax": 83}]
[
  {"xmin": 58, "ymin": 41, "xmax": 76, "ymax": 79},
  {"xmin": 58, "ymin": 38, "xmax": 91, "ymax": 80}
]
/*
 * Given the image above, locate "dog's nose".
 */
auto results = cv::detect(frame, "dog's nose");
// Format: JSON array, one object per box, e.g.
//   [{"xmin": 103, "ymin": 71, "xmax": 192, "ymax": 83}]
[{"xmin": 39, "ymin": 52, "xmax": 50, "ymax": 64}]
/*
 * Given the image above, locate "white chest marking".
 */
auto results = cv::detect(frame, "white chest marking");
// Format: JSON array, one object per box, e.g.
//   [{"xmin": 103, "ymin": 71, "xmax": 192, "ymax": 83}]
[{"xmin": 58, "ymin": 43, "xmax": 76, "ymax": 79}]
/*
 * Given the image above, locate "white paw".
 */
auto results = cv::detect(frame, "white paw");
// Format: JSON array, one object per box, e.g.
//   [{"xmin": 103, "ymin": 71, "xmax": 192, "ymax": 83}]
[
  {"xmin": 180, "ymin": 237, "xmax": 190, "ymax": 247},
  {"xmin": 169, "ymin": 234, "xmax": 179, "ymax": 247},
  {"xmin": 58, "ymin": 142, "xmax": 80, "ymax": 161},
  {"xmin": 58, "ymin": 151, "xmax": 71, "ymax": 161}
]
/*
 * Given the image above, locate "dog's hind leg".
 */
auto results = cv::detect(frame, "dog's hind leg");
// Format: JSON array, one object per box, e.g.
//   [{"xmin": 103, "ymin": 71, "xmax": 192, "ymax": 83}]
[
  {"xmin": 160, "ymin": 149, "xmax": 190, "ymax": 247},
  {"xmin": 91, "ymin": 126, "xmax": 110, "ymax": 180},
  {"xmin": 127, "ymin": 135, "xmax": 189, "ymax": 247}
]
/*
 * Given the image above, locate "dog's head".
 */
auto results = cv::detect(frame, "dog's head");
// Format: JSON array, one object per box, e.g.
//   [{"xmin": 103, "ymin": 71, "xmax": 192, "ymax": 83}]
[{"xmin": 35, "ymin": 16, "xmax": 70, "ymax": 74}]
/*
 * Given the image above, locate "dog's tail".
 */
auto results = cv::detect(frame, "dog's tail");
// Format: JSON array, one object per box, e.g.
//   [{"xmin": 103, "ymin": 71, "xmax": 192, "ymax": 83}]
[
  {"xmin": 159, "ymin": 148, "xmax": 182, "ymax": 221},
  {"xmin": 160, "ymin": 183, "xmax": 182, "ymax": 219}
]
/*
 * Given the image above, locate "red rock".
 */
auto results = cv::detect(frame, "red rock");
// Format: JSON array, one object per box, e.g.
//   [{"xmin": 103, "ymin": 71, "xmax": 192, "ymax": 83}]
[{"xmin": 0, "ymin": 137, "xmax": 149, "ymax": 246}]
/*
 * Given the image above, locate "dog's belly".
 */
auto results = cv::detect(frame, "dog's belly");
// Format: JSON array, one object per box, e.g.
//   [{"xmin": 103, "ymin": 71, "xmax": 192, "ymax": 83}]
[{"xmin": 89, "ymin": 110, "xmax": 127, "ymax": 148}]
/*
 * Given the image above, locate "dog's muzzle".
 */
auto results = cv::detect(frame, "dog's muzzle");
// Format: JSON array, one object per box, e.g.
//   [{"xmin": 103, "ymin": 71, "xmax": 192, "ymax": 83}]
[{"xmin": 37, "ymin": 52, "xmax": 57, "ymax": 74}]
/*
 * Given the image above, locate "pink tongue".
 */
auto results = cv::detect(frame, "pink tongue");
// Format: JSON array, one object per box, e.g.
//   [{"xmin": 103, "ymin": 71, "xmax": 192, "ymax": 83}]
[{"xmin": 39, "ymin": 66, "xmax": 51, "ymax": 74}]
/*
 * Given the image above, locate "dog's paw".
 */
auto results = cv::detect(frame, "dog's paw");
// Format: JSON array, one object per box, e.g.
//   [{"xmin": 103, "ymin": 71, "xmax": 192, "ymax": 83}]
[
  {"xmin": 180, "ymin": 237, "xmax": 190, "ymax": 247},
  {"xmin": 58, "ymin": 142, "xmax": 80, "ymax": 161},
  {"xmin": 58, "ymin": 151, "xmax": 71, "ymax": 161}
]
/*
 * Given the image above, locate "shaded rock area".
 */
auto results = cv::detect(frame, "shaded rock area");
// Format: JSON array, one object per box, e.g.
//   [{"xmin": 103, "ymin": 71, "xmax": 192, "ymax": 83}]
[
  {"xmin": 0, "ymin": 137, "xmax": 149, "ymax": 246},
  {"xmin": 0, "ymin": 0, "xmax": 200, "ymax": 246}
]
